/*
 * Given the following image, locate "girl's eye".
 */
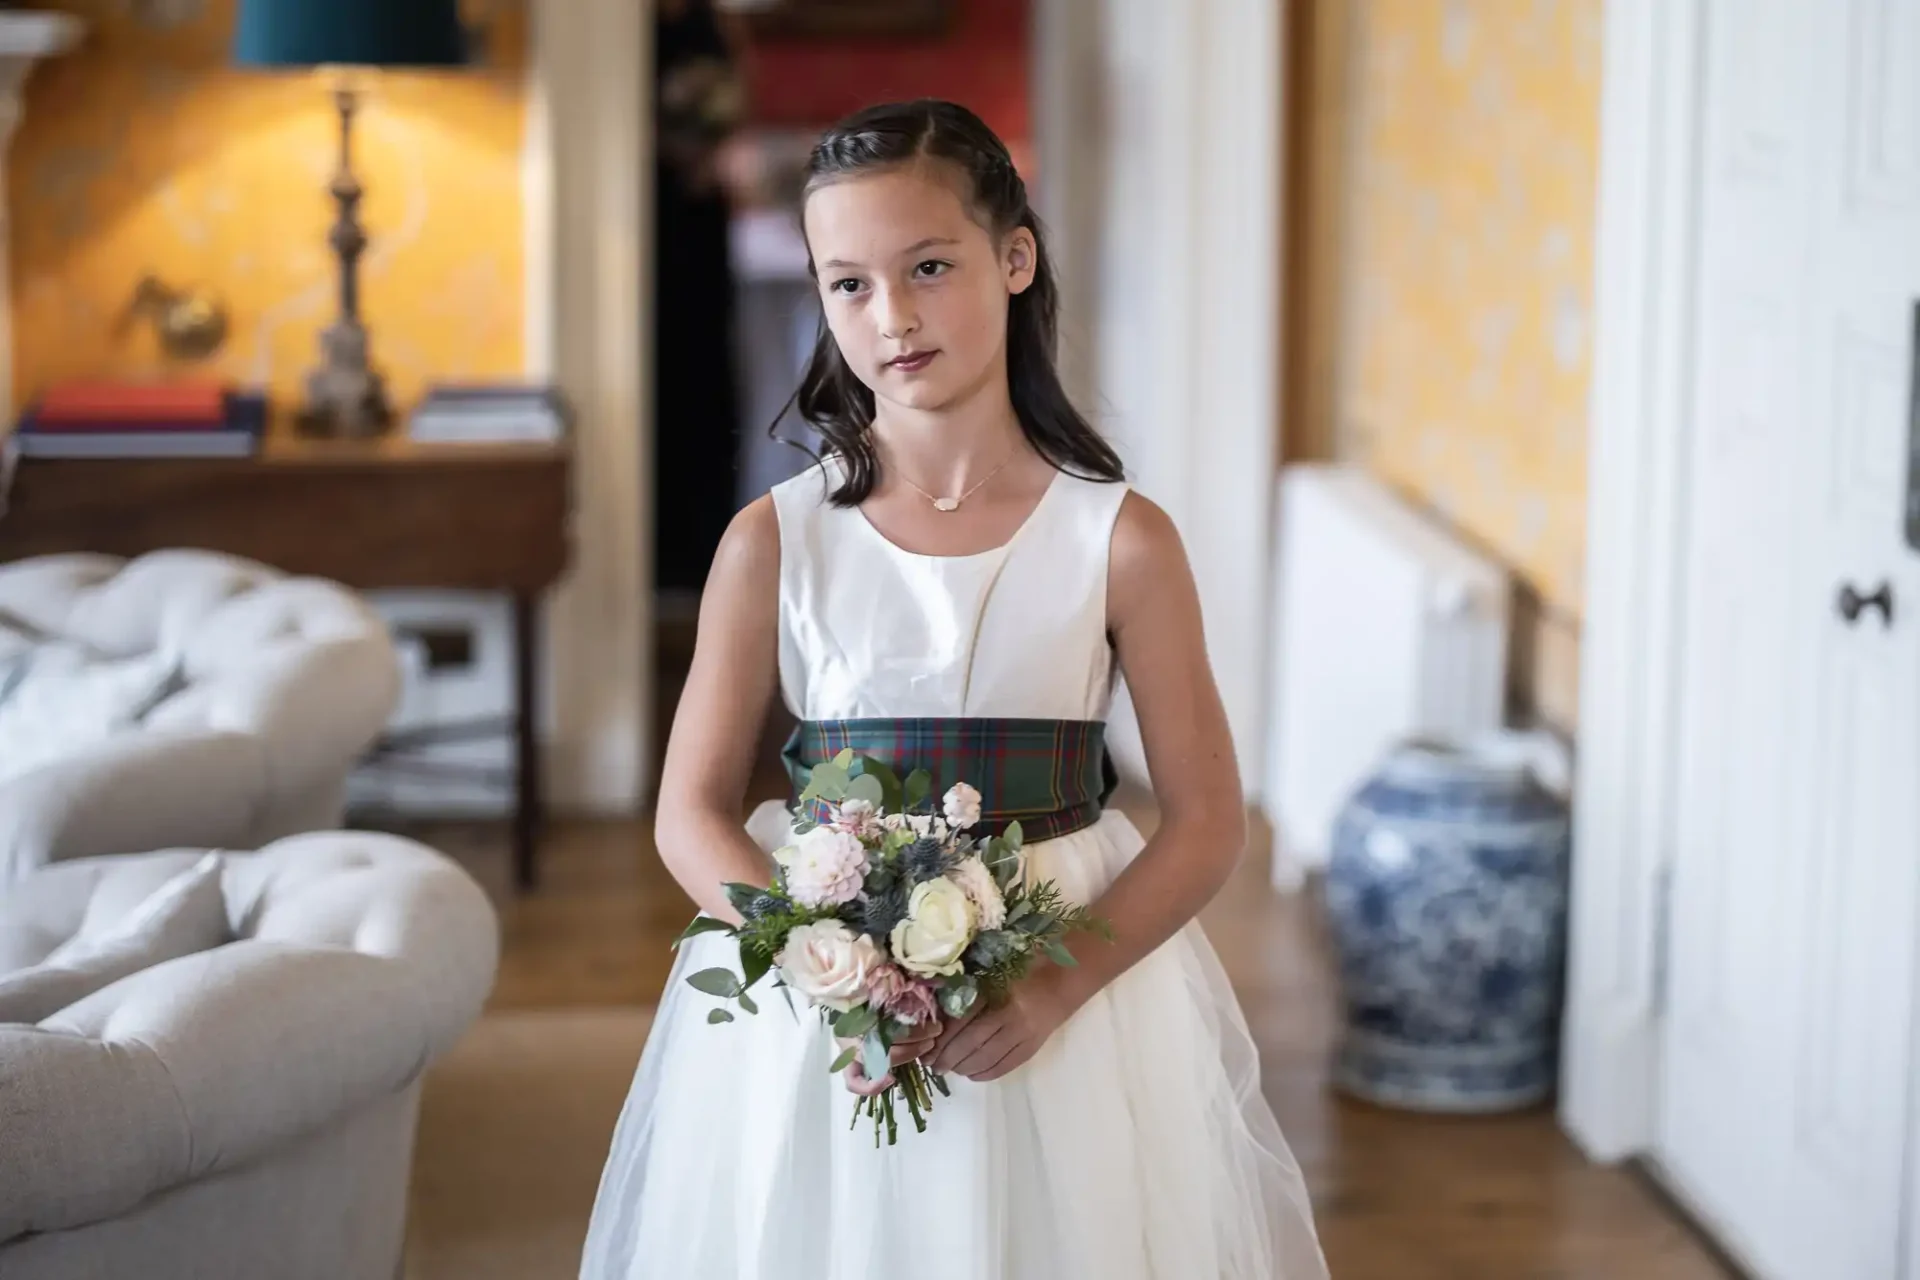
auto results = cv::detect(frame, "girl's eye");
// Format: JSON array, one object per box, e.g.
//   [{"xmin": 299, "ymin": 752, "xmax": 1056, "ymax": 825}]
[
  {"xmin": 829, "ymin": 278, "xmax": 865, "ymax": 296},
  {"xmin": 914, "ymin": 260, "xmax": 952, "ymax": 279}
]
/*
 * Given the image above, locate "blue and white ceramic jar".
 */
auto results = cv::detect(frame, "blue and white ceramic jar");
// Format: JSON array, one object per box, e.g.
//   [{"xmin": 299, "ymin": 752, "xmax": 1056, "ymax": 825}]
[{"xmin": 1324, "ymin": 733, "xmax": 1573, "ymax": 1112}]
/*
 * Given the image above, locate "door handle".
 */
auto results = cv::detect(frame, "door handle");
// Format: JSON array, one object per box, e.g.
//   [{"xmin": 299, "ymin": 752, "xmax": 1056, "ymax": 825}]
[{"xmin": 1837, "ymin": 580, "xmax": 1894, "ymax": 627}]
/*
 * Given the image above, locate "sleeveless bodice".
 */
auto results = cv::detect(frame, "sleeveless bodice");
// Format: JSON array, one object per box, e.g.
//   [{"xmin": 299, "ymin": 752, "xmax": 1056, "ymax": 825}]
[{"xmin": 768, "ymin": 459, "xmax": 1130, "ymax": 724}]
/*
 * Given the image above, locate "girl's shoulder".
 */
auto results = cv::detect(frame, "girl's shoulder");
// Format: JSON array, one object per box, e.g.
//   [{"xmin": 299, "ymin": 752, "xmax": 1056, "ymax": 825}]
[{"xmin": 1106, "ymin": 487, "xmax": 1192, "ymax": 606}]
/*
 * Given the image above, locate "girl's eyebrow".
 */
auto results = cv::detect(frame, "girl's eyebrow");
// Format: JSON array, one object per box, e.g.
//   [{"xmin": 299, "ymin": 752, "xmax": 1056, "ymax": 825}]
[{"xmin": 819, "ymin": 238, "xmax": 962, "ymax": 272}]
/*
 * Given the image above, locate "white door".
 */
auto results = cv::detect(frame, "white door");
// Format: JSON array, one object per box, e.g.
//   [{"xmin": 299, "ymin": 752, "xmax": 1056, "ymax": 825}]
[{"xmin": 1658, "ymin": 0, "xmax": 1920, "ymax": 1277}]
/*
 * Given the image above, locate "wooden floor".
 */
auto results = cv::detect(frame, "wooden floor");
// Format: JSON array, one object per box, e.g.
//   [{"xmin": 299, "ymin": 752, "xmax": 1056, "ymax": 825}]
[{"xmin": 394, "ymin": 790, "xmax": 1737, "ymax": 1280}]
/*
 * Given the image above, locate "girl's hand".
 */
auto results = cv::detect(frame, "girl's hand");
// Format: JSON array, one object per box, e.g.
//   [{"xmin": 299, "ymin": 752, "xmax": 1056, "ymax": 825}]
[
  {"xmin": 838, "ymin": 1017, "xmax": 943, "ymax": 1096},
  {"xmin": 927, "ymin": 972, "xmax": 1076, "ymax": 1083}
]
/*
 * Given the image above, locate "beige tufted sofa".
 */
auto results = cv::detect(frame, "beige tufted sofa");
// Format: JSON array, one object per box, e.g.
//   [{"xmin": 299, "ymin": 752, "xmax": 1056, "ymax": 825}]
[
  {"xmin": 0, "ymin": 549, "xmax": 401, "ymax": 884},
  {"xmin": 0, "ymin": 831, "xmax": 499, "ymax": 1279}
]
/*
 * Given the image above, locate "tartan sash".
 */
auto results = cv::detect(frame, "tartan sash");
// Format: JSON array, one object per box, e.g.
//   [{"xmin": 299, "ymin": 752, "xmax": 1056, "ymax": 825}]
[{"xmin": 782, "ymin": 717, "xmax": 1119, "ymax": 843}]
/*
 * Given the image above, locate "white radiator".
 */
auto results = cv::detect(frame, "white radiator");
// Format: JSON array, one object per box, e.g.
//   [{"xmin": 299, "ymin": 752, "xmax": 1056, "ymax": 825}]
[{"xmin": 1262, "ymin": 463, "xmax": 1511, "ymax": 887}]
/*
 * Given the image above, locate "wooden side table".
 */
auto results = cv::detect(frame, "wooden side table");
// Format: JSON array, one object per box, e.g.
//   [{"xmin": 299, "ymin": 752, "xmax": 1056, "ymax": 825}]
[{"xmin": 0, "ymin": 431, "xmax": 572, "ymax": 890}]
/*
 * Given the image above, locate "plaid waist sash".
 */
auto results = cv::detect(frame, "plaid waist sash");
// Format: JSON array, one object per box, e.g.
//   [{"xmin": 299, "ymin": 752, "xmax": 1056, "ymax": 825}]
[{"xmin": 782, "ymin": 717, "xmax": 1119, "ymax": 844}]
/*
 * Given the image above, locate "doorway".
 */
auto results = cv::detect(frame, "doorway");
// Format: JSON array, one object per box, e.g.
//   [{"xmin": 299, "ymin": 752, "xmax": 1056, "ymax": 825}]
[
  {"xmin": 643, "ymin": 0, "xmax": 1038, "ymax": 792},
  {"xmin": 1564, "ymin": 1, "xmax": 1920, "ymax": 1275}
]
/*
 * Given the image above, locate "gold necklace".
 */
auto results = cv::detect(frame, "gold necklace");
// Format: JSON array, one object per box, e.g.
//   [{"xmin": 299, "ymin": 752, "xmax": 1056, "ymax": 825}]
[{"xmin": 885, "ymin": 446, "xmax": 1019, "ymax": 512}]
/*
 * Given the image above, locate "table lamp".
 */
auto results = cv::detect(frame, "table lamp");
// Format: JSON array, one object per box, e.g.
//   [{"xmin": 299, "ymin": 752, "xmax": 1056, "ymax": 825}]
[{"xmin": 233, "ymin": 0, "xmax": 468, "ymax": 438}]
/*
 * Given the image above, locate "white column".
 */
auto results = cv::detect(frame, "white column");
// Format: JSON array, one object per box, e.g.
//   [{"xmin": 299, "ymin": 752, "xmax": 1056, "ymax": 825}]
[
  {"xmin": 0, "ymin": 12, "xmax": 83, "ymax": 420},
  {"xmin": 1032, "ymin": 0, "xmax": 1283, "ymax": 799},
  {"xmin": 1558, "ymin": 0, "xmax": 1707, "ymax": 1162},
  {"xmin": 527, "ymin": 0, "xmax": 650, "ymax": 813}
]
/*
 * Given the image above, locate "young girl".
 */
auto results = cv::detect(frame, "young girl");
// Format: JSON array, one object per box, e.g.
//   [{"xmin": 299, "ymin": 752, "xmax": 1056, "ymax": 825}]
[{"xmin": 580, "ymin": 99, "xmax": 1328, "ymax": 1280}]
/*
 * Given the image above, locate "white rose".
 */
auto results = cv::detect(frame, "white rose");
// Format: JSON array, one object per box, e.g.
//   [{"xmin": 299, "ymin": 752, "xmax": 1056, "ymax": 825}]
[
  {"xmin": 943, "ymin": 782, "xmax": 983, "ymax": 830},
  {"xmin": 882, "ymin": 812, "xmax": 909, "ymax": 832},
  {"xmin": 907, "ymin": 814, "xmax": 934, "ymax": 838},
  {"xmin": 890, "ymin": 877, "xmax": 977, "ymax": 978},
  {"xmin": 947, "ymin": 856, "xmax": 1007, "ymax": 930},
  {"xmin": 784, "ymin": 825, "xmax": 868, "ymax": 908},
  {"xmin": 777, "ymin": 920, "xmax": 883, "ymax": 1012}
]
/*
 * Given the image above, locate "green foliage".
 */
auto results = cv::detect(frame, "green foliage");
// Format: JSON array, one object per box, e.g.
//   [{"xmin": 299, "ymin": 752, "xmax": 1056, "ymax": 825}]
[
  {"xmin": 964, "ymin": 928, "xmax": 1023, "ymax": 969},
  {"xmin": 846, "ymin": 772, "xmax": 886, "ymax": 808},
  {"xmin": 832, "ymin": 1004, "xmax": 878, "ymax": 1041},
  {"xmin": 687, "ymin": 968, "xmax": 741, "ymax": 998},
  {"xmin": 671, "ymin": 914, "xmax": 734, "ymax": 949},
  {"xmin": 937, "ymin": 977, "xmax": 979, "ymax": 1019},
  {"xmin": 801, "ymin": 761, "xmax": 850, "ymax": 805}
]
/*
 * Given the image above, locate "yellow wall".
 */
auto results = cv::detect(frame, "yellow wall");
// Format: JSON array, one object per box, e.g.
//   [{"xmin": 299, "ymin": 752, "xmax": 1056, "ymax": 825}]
[
  {"xmin": 1334, "ymin": 0, "xmax": 1602, "ymax": 724},
  {"xmin": 10, "ymin": 0, "xmax": 528, "ymax": 416}
]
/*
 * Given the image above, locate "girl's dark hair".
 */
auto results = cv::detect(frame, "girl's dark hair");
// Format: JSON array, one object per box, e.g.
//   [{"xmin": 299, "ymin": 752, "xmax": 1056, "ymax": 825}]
[{"xmin": 781, "ymin": 98, "xmax": 1124, "ymax": 505}]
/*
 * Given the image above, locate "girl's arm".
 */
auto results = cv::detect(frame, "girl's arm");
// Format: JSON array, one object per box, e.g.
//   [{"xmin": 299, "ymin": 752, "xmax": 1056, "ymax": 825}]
[
  {"xmin": 930, "ymin": 491, "xmax": 1249, "ymax": 1081},
  {"xmin": 1053, "ymin": 489, "xmax": 1249, "ymax": 993},
  {"xmin": 653, "ymin": 496, "xmax": 784, "ymax": 925},
  {"xmin": 662, "ymin": 493, "xmax": 946, "ymax": 1086}
]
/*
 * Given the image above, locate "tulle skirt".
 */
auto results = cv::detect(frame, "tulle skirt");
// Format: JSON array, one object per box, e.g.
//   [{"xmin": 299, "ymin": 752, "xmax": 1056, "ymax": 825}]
[{"xmin": 578, "ymin": 802, "xmax": 1329, "ymax": 1280}]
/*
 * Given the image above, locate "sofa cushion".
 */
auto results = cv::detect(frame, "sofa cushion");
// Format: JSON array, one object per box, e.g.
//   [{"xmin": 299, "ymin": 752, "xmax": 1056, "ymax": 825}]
[
  {"xmin": 0, "ymin": 645, "xmax": 185, "ymax": 784},
  {"xmin": 0, "ymin": 853, "xmax": 228, "ymax": 1024}
]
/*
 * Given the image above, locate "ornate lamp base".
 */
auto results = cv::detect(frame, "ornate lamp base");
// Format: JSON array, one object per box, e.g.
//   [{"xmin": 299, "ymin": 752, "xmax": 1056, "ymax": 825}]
[
  {"xmin": 297, "ymin": 314, "xmax": 392, "ymax": 438},
  {"xmin": 296, "ymin": 80, "xmax": 393, "ymax": 440}
]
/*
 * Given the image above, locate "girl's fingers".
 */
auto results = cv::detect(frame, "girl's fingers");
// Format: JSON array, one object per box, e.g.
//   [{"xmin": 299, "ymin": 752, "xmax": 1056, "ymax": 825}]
[{"xmin": 842, "ymin": 1061, "xmax": 894, "ymax": 1096}]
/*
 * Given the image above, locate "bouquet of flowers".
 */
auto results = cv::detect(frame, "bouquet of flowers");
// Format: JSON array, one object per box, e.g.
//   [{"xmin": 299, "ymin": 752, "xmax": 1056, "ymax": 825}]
[{"xmin": 674, "ymin": 749, "xmax": 1111, "ymax": 1144}]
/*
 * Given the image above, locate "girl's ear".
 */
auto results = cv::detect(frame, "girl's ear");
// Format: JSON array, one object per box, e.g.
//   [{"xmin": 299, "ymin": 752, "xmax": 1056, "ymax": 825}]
[{"xmin": 1004, "ymin": 227, "xmax": 1038, "ymax": 295}]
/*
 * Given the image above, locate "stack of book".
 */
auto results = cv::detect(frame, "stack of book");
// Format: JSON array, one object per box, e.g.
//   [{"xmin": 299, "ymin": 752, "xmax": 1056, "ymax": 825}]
[
  {"xmin": 11, "ymin": 381, "xmax": 267, "ymax": 458},
  {"xmin": 407, "ymin": 382, "xmax": 568, "ymax": 444}
]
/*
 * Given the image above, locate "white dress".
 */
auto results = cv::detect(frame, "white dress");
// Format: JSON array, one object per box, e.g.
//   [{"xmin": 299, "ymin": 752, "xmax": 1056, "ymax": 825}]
[{"xmin": 580, "ymin": 461, "xmax": 1329, "ymax": 1280}]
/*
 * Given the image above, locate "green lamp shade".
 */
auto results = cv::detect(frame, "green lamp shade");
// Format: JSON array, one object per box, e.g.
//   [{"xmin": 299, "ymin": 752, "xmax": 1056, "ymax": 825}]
[{"xmin": 233, "ymin": 0, "xmax": 468, "ymax": 69}]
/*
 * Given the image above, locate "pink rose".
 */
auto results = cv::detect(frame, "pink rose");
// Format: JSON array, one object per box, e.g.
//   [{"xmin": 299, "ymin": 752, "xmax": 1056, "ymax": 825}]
[
  {"xmin": 866, "ymin": 962, "xmax": 941, "ymax": 1027},
  {"xmin": 778, "ymin": 921, "xmax": 883, "ymax": 1012}
]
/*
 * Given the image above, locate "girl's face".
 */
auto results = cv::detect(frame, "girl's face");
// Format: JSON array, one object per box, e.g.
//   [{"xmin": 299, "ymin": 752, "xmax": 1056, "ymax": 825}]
[{"xmin": 803, "ymin": 163, "xmax": 1036, "ymax": 416}]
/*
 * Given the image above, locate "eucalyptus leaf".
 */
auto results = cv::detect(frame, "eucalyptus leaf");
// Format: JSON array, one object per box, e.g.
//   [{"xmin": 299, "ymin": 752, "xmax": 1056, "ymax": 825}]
[
  {"xmin": 862, "ymin": 1028, "xmax": 891, "ymax": 1083},
  {"xmin": 834, "ymin": 1004, "xmax": 879, "ymax": 1041},
  {"xmin": 806, "ymin": 762, "xmax": 851, "ymax": 803},
  {"xmin": 741, "ymin": 947, "xmax": 772, "ymax": 993},
  {"xmin": 738, "ymin": 990, "xmax": 759, "ymax": 1015},
  {"xmin": 707, "ymin": 1008, "xmax": 734, "ymax": 1024},
  {"xmin": 854, "ymin": 759, "xmax": 903, "ymax": 812},
  {"xmin": 1043, "ymin": 939, "xmax": 1079, "ymax": 967},
  {"xmin": 833, "ymin": 748, "xmax": 856, "ymax": 769},
  {"xmin": 965, "ymin": 929, "xmax": 1022, "ymax": 968},
  {"xmin": 829, "ymin": 1044, "xmax": 859, "ymax": 1074},
  {"xmin": 938, "ymin": 981, "xmax": 979, "ymax": 1019},
  {"xmin": 1004, "ymin": 820, "xmax": 1024, "ymax": 851},
  {"xmin": 846, "ymin": 773, "xmax": 886, "ymax": 808},
  {"xmin": 672, "ymin": 915, "xmax": 734, "ymax": 949},
  {"xmin": 903, "ymin": 769, "xmax": 932, "ymax": 810},
  {"xmin": 687, "ymin": 967, "xmax": 742, "ymax": 998}
]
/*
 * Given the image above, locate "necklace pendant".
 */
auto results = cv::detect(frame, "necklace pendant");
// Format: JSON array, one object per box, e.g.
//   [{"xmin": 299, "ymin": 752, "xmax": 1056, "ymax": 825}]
[{"xmin": 933, "ymin": 497, "xmax": 961, "ymax": 512}]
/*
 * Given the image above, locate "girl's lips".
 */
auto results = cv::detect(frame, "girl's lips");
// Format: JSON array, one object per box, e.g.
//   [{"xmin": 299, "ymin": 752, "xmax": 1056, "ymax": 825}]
[{"xmin": 887, "ymin": 351, "xmax": 938, "ymax": 373}]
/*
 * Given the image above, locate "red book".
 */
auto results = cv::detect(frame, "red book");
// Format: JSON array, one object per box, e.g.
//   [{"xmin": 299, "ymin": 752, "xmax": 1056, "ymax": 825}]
[{"xmin": 33, "ymin": 380, "xmax": 229, "ymax": 424}]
